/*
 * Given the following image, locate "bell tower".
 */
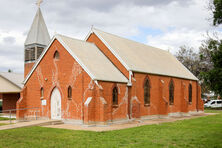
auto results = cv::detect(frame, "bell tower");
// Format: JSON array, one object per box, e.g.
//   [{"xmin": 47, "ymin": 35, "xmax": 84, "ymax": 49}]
[{"xmin": 24, "ymin": 1, "xmax": 50, "ymax": 77}]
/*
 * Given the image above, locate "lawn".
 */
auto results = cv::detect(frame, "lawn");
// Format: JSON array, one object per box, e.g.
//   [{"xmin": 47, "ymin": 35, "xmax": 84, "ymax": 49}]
[
  {"xmin": 0, "ymin": 117, "xmax": 16, "ymax": 121},
  {"xmin": 0, "ymin": 123, "xmax": 8, "ymax": 126},
  {"xmin": 0, "ymin": 110, "xmax": 222, "ymax": 148}
]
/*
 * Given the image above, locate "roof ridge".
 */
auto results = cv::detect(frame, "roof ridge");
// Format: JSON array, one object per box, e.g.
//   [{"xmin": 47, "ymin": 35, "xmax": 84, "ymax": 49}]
[
  {"xmin": 93, "ymin": 28, "xmax": 168, "ymax": 53},
  {"xmin": 36, "ymin": 8, "xmax": 41, "ymax": 45},
  {"xmin": 91, "ymin": 28, "xmax": 197, "ymax": 81},
  {"xmin": 57, "ymin": 34, "xmax": 97, "ymax": 46}
]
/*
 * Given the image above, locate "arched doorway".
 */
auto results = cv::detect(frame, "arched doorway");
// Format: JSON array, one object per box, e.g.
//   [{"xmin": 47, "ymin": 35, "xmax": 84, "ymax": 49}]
[{"xmin": 51, "ymin": 87, "xmax": 61, "ymax": 120}]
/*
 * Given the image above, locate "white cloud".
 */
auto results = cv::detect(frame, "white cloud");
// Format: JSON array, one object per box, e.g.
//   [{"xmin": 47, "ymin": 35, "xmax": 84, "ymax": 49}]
[
  {"xmin": 147, "ymin": 29, "xmax": 206, "ymax": 53},
  {"xmin": 0, "ymin": 55, "xmax": 23, "ymax": 73},
  {"xmin": 0, "ymin": 0, "xmax": 220, "ymax": 73},
  {"xmin": 0, "ymin": 30, "xmax": 25, "ymax": 45}
]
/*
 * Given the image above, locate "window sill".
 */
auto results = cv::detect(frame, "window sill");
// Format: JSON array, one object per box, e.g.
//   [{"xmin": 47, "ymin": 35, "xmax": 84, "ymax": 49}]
[
  {"xmin": 112, "ymin": 105, "xmax": 118, "ymax": 108},
  {"xmin": 40, "ymin": 97, "xmax": 44, "ymax": 100},
  {"xmin": 68, "ymin": 97, "xmax": 72, "ymax": 100},
  {"xmin": 144, "ymin": 104, "xmax": 150, "ymax": 107}
]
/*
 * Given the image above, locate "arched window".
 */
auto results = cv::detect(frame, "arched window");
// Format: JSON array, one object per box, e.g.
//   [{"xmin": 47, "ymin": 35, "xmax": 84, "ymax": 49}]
[
  {"xmin": 53, "ymin": 51, "xmax": 59, "ymax": 59},
  {"xmin": 144, "ymin": 78, "xmax": 150, "ymax": 105},
  {"xmin": 169, "ymin": 80, "xmax": 174, "ymax": 105},
  {"xmin": 40, "ymin": 87, "xmax": 44, "ymax": 98},
  {"xmin": 189, "ymin": 84, "xmax": 192, "ymax": 103},
  {"xmin": 68, "ymin": 86, "xmax": 72, "ymax": 99},
  {"xmin": 112, "ymin": 87, "xmax": 118, "ymax": 105}
]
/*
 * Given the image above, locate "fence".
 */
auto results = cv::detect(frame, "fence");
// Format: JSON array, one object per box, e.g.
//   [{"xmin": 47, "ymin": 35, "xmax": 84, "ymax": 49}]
[{"xmin": 0, "ymin": 107, "xmax": 40, "ymax": 124}]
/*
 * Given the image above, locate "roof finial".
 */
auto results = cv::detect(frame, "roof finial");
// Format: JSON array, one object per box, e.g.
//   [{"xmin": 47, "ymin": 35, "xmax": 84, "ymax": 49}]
[
  {"xmin": 36, "ymin": 0, "xmax": 43, "ymax": 8},
  {"xmin": 91, "ymin": 25, "xmax": 94, "ymax": 31},
  {"xmin": 54, "ymin": 30, "xmax": 57, "ymax": 35}
]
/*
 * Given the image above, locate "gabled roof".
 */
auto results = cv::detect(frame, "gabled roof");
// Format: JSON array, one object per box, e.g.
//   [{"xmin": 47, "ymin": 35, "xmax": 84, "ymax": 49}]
[
  {"xmin": 25, "ymin": 8, "xmax": 50, "ymax": 46},
  {"xmin": 24, "ymin": 34, "xmax": 128, "ymax": 84},
  {"xmin": 0, "ymin": 72, "xmax": 24, "ymax": 89},
  {"xmin": 86, "ymin": 28, "xmax": 198, "ymax": 81}
]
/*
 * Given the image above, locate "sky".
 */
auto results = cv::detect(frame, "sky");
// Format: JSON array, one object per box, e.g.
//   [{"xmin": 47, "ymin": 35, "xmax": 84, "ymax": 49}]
[{"xmin": 0, "ymin": 0, "xmax": 219, "ymax": 73}]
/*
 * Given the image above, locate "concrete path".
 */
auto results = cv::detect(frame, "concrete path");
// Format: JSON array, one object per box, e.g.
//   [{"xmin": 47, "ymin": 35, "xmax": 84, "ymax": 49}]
[
  {"xmin": 0, "ymin": 113, "xmax": 217, "ymax": 131},
  {"xmin": 0, "ymin": 120, "xmax": 61, "ymax": 130},
  {"xmin": 43, "ymin": 113, "xmax": 217, "ymax": 132},
  {"xmin": 0, "ymin": 120, "xmax": 17, "ymax": 124}
]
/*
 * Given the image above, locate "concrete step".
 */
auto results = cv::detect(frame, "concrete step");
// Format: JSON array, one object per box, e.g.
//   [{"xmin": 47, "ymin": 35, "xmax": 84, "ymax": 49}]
[{"xmin": 37, "ymin": 120, "xmax": 64, "ymax": 126}]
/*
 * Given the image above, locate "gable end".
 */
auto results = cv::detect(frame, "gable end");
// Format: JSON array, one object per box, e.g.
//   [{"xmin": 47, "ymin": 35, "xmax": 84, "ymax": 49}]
[{"xmin": 23, "ymin": 35, "xmax": 96, "ymax": 85}]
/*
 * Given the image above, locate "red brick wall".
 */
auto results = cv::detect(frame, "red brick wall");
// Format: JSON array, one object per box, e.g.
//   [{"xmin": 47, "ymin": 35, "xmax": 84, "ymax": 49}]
[
  {"xmin": 17, "ymin": 39, "xmax": 93, "ymax": 120},
  {"xmin": 98, "ymin": 82, "xmax": 128, "ymax": 122},
  {"xmin": 2, "ymin": 93, "xmax": 20, "ymax": 113},
  {"xmin": 24, "ymin": 62, "xmax": 35, "ymax": 78},
  {"xmin": 0, "ymin": 93, "xmax": 2, "ymax": 111},
  {"xmin": 18, "ymin": 35, "xmax": 203, "ymax": 123},
  {"xmin": 86, "ymin": 32, "xmax": 203, "ymax": 120},
  {"xmin": 19, "ymin": 38, "xmax": 129, "ymax": 123},
  {"xmin": 82, "ymin": 81, "xmax": 128, "ymax": 124},
  {"xmin": 130, "ymin": 73, "xmax": 201, "ymax": 118},
  {"xmin": 88, "ymin": 73, "xmax": 202, "ymax": 122},
  {"xmin": 197, "ymin": 85, "xmax": 204, "ymax": 111}
]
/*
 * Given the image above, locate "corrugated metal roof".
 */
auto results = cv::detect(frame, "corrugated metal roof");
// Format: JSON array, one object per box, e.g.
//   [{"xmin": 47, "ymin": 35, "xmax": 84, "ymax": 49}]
[
  {"xmin": 0, "ymin": 72, "xmax": 24, "ymax": 89},
  {"xmin": 93, "ymin": 28, "xmax": 198, "ymax": 81},
  {"xmin": 25, "ymin": 8, "xmax": 50, "ymax": 46},
  {"xmin": 58, "ymin": 35, "xmax": 128, "ymax": 83}
]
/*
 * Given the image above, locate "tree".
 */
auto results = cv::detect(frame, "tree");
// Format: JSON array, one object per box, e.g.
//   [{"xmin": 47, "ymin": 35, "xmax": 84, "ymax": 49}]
[
  {"xmin": 175, "ymin": 45, "xmax": 212, "ymax": 94},
  {"xmin": 198, "ymin": 37, "xmax": 215, "ymax": 94},
  {"xmin": 211, "ymin": 0, "xmax": 222, "ymax": 26},
  {"xmin": 176, "ymin": 0, "xmax": 222, "ymax": 96},
  {"xmin": 201, "ymin": 38, "xmax": 222, "ymax": 96},
  {"xmin": 198, "ymin": 0, "xmax": 222, "ymax": 96},
  {"xmin": 175, "ymin": 46, "xmax": 200, "ymax": 77},
  {"xmin": 8, "ymin": 69, "xmax": 12, "ymax": 73}
]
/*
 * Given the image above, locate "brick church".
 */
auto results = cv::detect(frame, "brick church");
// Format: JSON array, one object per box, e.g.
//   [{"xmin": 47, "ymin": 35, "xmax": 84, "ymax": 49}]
[{"xmin": 16, "ymin": 6, "xmax": 204, "ymax": 125}]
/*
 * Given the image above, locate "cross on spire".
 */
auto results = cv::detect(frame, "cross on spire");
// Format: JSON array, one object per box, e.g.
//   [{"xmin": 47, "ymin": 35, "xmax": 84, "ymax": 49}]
[{"xmin": 36, "ymin": 0, "xmax": 43, "ymax": 7}]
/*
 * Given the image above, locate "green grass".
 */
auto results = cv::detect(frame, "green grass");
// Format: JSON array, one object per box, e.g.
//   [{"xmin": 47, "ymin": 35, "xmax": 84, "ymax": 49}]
[
  {"xmin": 0, "ymin": 110, "xmax": 222, "ymax": 148},
  {"xmin": 0, "ymin": 123, "xmax": 8, "ymax": 126},
  {"xmin": 0, "ymin": 117, "xmax": 16, "ymax": 121},
  {"xmin": 204, "ymin": 108, "xmax": 222, "ymax": 113}
]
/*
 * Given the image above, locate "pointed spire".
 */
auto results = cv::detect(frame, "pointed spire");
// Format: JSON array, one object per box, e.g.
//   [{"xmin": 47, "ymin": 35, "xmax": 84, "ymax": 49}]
[{"xmin": 24, "ymin": 8, "xmax": 50, "ymax": 46}]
